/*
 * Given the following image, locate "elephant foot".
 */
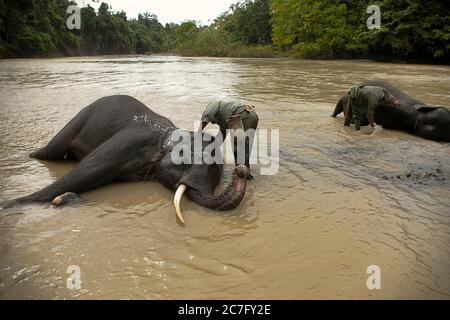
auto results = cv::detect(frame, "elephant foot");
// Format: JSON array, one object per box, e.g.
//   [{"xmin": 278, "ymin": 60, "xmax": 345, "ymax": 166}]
[
  {"xmin": 52, "ymin": 192, "xmax": 81, "ymax": 207},
  {"xmin": 29, "ymin": 147, "xmax": 46, "ymax": 159},
  {"xmin": 0, "ymin": 200, "xmax": 15, "ymax": 210}
]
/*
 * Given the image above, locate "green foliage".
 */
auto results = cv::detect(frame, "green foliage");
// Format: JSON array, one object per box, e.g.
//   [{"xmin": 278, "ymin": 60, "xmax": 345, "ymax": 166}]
[
  {"xmin": 228, "ymin": 44, "xmax": 277, "ymax": 58},
  {"xmin": 0, "ymin": 0, "xmax": 448, "ymax": 62},
  {"xmin": 174, "ymin": 20, "xmax": 200, "ymax": 53},
  {"xmin": 179, "ymin": 26, "xmax": 232, "ymax": 57},
  {"xmin": 221, "ymin": 0, "xmax": 272, "ymax": 45},
  {"xmin": 271, "ymin": 0, "xmax": 450, "ymax": 62},
  {"xmin": 362, "ymin": 0, "xmax": 450, "ymax": 60},
  {"xmin": 174, "ymin": 0, "xmax": 275, "ymax": 57},
  {"xmin": 0, "ymin": 0, "xmax": 172, "ymax": 57}
]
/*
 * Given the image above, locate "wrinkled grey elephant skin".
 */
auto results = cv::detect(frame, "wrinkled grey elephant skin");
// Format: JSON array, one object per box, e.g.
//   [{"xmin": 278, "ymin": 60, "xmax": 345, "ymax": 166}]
[
  {"xmin": 332, "ymin": 80, "xmax": 450, "ymax": 142},
  {"xmin": 1, "ymin": 95, "xmax": 248, "ymax": 216}
]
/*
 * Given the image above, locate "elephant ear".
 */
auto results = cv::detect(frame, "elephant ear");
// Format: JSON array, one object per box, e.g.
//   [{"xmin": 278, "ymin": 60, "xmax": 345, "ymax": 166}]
[
  {"xmin": 178, "ymin": 164, "xmax": 222, "ymax": 193},
  {"xmin": 196, "ymin": 133, "xmax": 224, "ymax": 190},
  {"xmin": 414, "ymin": 104, "xmax": 438, "ymax": 113}
]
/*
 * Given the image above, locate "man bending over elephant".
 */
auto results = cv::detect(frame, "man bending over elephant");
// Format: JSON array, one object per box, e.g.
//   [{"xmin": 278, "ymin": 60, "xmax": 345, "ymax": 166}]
[
  {"xmin": 344, "ymin": 85, "xmax": 400, "ymax": 130},
  {"xmin": 199, "ymin": 101, "xmax": 259, "ymax": 180},
  {"xmin": 332, "ymin": 80, "xmax": 450, "ymax": 141}
]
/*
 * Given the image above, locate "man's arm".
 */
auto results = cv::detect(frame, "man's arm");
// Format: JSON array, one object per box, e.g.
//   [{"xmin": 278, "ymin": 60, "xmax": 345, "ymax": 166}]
[{"xmin": 198, "ymin": 121, "xmax": 208, "ymax": 132}]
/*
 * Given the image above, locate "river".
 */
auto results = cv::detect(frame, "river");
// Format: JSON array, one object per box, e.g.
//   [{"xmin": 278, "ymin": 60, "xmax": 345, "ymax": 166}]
[{"xmin": 0, "ymin": 56, "xmax": 449, "ymax": 299}]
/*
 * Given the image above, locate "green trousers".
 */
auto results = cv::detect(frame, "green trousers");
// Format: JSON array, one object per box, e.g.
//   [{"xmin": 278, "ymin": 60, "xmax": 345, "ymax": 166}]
[
  {"xmin": 220, "ymin": 111, "xmax": 259, "ymax": 169},
  {"xmin": 345, "ymin": 89, "xmax": 365, "ymax": 130}
]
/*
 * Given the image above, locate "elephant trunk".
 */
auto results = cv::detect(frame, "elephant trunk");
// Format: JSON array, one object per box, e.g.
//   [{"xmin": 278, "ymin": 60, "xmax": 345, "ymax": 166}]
[
  {"xmin": 188, "ymin": 165, "xmax": 249, "ymax": 210},
  {"xmin": 173, "ymin": 165, "xmax": 249, "ymax": 224}
]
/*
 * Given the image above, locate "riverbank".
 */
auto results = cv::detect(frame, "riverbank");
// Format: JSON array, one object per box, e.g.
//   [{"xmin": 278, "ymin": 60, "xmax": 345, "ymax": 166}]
[
  {"xmin": 3, "ymin": 49, "xmax": 449, "ymax": 66},
  {"xmin": 2, "ymin": 1, "xmax": 448, "ymax": 64}
]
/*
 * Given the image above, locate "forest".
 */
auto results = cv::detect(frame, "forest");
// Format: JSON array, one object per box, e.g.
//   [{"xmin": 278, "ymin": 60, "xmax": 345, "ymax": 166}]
[{"xmin": 0, "ymin": 0, "xmax": 448, "ymax": 63}]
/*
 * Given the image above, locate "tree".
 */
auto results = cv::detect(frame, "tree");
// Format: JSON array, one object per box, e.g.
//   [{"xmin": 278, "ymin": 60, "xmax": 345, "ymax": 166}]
[
  {"xmin": 0, "ymin": 0, "xmax": 447, "ymax": 62},
  {"xmin": 271, "ymin": 0, "xmax": 354, "ymax": 58},
  {"xmin": 214, "ymin": 0, "xmax": 272, "ymax": 45},
  {"xmin": 271, "ymin": 0, "xmax": 449, "ymax": 62}
]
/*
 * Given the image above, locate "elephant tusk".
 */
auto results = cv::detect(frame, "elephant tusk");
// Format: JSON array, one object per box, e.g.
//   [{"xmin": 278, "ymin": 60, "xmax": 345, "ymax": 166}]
[{"xmin": 174, "ymin": 184, "xmax": 187, "ymax": 224}]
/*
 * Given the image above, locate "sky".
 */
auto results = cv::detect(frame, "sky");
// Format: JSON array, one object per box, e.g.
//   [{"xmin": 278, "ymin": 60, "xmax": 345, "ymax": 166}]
[{"xmin": 75, "ymin": 0, "xmax": 239, "ymax": 25}]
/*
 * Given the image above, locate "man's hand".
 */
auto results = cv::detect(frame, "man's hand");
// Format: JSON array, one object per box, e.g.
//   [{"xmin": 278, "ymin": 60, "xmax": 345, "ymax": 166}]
[
  {"xmin": 199, "ymin": 121, "xmax": 208, "ymax": 132},
  {"xmin": 385, "ymin": 94, "xmax": 400, "ymax": 107}
]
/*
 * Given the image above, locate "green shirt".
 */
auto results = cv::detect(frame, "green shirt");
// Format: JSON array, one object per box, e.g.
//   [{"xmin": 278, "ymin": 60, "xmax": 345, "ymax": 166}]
[
  {"xmin": 349, "ymin": 86, "xmax": 389, "ymax": 120},
  {"xmin": 201, "ymin": 101, "xmax": 247, "ymax": 130}
]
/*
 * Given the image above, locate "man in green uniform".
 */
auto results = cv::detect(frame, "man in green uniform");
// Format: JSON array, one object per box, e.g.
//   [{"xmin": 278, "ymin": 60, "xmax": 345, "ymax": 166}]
[
  {"xmin": 199, "ymin": 101, "xmax": 259, "ymax": 180},
  {"xmin": 345, "ymin": 85, "xmax": 400, "ymax": 130}
]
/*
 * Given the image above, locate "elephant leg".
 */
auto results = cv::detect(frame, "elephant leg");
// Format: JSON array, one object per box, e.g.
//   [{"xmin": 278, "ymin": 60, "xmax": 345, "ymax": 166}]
[
  {"xmin": 3, "ymin": 129, "xmax": 150, "ymax": 208},
  {"xmin": 9, "ymin": 152, "xmax": 123, "ymax": 206},
  {"xmin": 52, "ymin": 192, "xmax": 81, "ymax": 206},
  {"xmin": 1, "ymin": 159, "xmax": 114, "ymax": 208},
  {"xmin": 344, "ymin": 100, "xmax": 353, "ymax": 127},
  {"xmin": 30, "ymin": 109, "xmax": 89, "ymax": 160}
]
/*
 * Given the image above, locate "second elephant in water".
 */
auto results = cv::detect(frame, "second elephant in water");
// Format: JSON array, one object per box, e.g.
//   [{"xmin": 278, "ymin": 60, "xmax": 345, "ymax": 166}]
[{"xmin": 332, "ymin": 80, "xmax": 450, "ymax": 142}]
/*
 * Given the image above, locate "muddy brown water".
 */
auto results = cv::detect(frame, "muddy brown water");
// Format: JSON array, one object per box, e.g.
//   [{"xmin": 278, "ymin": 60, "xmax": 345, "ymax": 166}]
[{"xmin": 0, "ymin": 56, "xmax": 449, "ymax": 299}]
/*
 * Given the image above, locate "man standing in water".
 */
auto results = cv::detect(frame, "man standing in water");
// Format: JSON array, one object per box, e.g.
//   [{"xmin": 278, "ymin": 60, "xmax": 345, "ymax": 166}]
[
  {"xmin": 199, "ymin": 101, "xmax": 259, "ymax": 180},
  {"xmin": 345, "ymin": 85, "xmax": 400, "ymax": 130}
]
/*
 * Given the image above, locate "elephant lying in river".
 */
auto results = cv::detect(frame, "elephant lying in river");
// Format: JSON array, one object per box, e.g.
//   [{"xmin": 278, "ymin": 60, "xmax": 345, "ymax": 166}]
[
  {"xmin": 332, "ymin": 80, "xmax": 450, "ymax": 142},
  {"xmin": 1, "ymin": 95, "xmax": 249, "ymax": 224}
]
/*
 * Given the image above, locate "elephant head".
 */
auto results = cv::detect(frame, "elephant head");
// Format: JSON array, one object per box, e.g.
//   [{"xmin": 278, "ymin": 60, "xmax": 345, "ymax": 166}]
[
  {"xmin": 155, "ymin": 130, "xmax": 249, "ymax": 224},
  {"xmin": 414, "ymin": 105, "xmax": 450, "ymax": 142}
]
